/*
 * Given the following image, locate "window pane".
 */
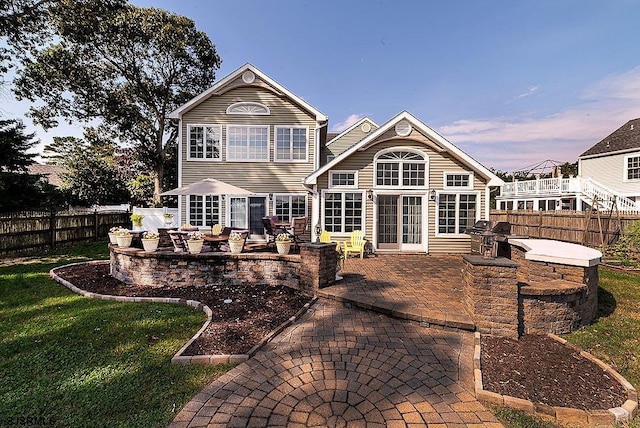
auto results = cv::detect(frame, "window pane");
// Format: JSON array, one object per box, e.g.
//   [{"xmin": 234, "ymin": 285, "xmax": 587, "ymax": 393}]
[
  {"xmin": 458, "ymin": 194, "xmax": 477, "ymax": 233},
  {"xmin": 205, "ymin": 127, "xmax": 221, "ymax": 159},
  {"xmin": 324, "ymin": 193, "xmax": 342, "ymax": 232},
  {"xmin": 189, "ymin": 195, "xmax": 203, "ymax": 226},
  {"xmin": 376, "ymin": 163, "xmax": 399, "ymax": 186},
  {"xmin": 292, "ymin": 128, "xmax": 306, "ymax": 160},
  {"xmin": 205, "ymin": 195, "xmax": 220, "ymax": 226},
  {"xmin": 403, "ymin": 196, "xmax": 422, "ymax": 244},
  {"xmin": 189, "ymin": 126, "xmax": 204, "ymax": 158},
  {"xmin": 275, "ymin": 196, "xmax": 290, "ymax": 221},
  {"xmin": 344, "ymin": 193, "xmax": 362, "ymax": 232},
  {"xmin": 291, "ymin": 195, "xmax": 306, "ymax": 218},
  {"xmin": 438, "ymin": 194, "xmax": 457, "ymax": 234},
  {"xmin": 331, "ymin": 172, "xmax": 355, "ymax": 187},
  {"xmin": 228, "ymin": 126, "xmax": 268, "ymax": 160},
  {"xmin": 229, "ymin": 197, "xmax": 247, "ymax": 228},
  {"xmin": 276, "ymin": 128, "xmax": 290, "ymax": 160},
  {"xmin": 446, "ymin": 173, "xmax": 470, "ymax": 187},
  {"xmin": 628, "ymin": 157, "xmax": 640, "ymax": 180},
  {"xmin": 403, "ymin": 163, "xmax": 425, "ymax": 186}
]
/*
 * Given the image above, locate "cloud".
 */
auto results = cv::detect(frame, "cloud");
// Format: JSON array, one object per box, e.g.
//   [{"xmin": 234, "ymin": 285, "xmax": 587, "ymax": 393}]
[
  {"xmin": 508, "ymin": 85, "xmax": 539, "ymax": 102},
  {"xmin": 331, "ymin": 114, "xmax": 365, "ymax": 132},
  {"xmin": 440, "ymin": 65, "xmax": 640, "ymax": 171}
]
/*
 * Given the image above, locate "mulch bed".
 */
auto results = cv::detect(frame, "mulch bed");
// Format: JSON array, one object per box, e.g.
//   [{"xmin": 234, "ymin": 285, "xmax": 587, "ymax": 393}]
[
  {"xmin": 54, "ymin": 263, "xmax": 628, "ymax": 411},
  {"xmin": 481, "ymin": 335, "xmax": 627, "ymax": 410},
  {"xmin": 55, "ymin": 263, "xmax": 310, "ymax": 355}
]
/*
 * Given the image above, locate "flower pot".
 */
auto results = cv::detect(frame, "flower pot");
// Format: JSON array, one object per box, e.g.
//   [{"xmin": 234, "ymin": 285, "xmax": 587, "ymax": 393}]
[
  {"xmin": 276, "ymin": 240, "xmax": 291, "ymax": 255},
  {"xmin": 187, "ymin": 239, "xmax": 204, "ymax": 254},
  {"xmin": 108, "ymin": 233, "xmax": 118, "ymax": 244},
  {"xmin": 229, "ymin": 241, "xmax": 244, "ymax": 254},
  {"xmin": 132, "ymin": 223, "xmax": 143, "ymax": 231},
  {"xmin": 142, "ymin": 238, "xmax": 159, "ymax": 252},
  {"xmin": 116, "ymin": 235, "xmax": 132, "ymax": 248}
]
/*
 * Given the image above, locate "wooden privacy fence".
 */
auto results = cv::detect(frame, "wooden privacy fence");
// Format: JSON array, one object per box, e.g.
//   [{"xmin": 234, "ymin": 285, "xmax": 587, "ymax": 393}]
[
  {"xmin": 490, "ymin": 210, "xmax": 640, "ymax": 249},
  {"xmin": 0, "ymin": 210, "xmax": 130, "ymax": 256}
]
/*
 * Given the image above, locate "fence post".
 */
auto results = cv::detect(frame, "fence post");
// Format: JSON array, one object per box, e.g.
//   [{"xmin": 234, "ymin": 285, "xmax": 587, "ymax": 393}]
[
  {"xmin": 94, "ymin": 209, "xmax": 99, "ymax": 241},
  {"xmin": 49, "ymin": 208, "xmax": 56, "ymax": 250}
]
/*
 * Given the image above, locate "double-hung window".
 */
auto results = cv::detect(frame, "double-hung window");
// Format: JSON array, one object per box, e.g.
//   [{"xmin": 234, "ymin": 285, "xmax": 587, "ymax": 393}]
[
  {"xmin": 275, "ymin": 126, "xmax": 308, "ymax": 161},
  {"xmin": 188, "ymin": 125, "xmax": 221, "ymax": 160},
  {"xmin": 226, "ymin": 125, "xmax": 269, "ymax": 161},
  {"xmin": 437, "ymin": 193, "xmax": 478, "ymax": 234},
  {"xmin": 375, "ymin": 150, "xmax": 426, "ymax": 187},
  {"xmin": 274, "ymin": 195, "xmax": 307, "ymax": 222},
  {"xmin": 188, "ymin": 195, "xmax": 220, "ymax": 227},
  {"xmin": 324, "ymin": 192, "xmax": 363, "ymax": 233},
  {"xmin": 626, "ymin": 155, "xmax": 640, "ymax": 180}
]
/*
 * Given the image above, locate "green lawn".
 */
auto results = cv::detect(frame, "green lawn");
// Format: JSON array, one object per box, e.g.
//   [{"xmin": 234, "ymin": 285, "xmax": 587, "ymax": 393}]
[
  {"xmin": 494, "ymin": 267, "xmax": 640, "ymax": 428},
  {"xmin": 0, "ymin": 241, "xmax": 229, "ymax": 427}
]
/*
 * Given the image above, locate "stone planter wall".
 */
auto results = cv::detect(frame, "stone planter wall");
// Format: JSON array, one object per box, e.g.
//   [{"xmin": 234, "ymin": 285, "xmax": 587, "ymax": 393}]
[{"xmin": 110, "ymin": 242, "xmax": 337, "ymax": 296}]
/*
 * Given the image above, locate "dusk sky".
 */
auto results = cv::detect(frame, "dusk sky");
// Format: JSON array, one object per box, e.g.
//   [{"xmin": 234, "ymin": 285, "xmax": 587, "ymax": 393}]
[{"xmin": 2, "ymin": 0, "xmax": 640, "ymax": 172}]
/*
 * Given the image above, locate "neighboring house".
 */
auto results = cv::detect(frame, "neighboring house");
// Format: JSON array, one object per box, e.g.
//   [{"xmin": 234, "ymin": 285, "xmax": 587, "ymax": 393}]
[
  {"xmin": 28, "ymin": 164, "xmax": 62, "ymax": 187},
  {"xmin": 496, "ymin": 118, "xmax": 640, "ymax": 213},
  {"xmin": 168, "ymin": 63, "xmax": 503, "ymax": 253}
]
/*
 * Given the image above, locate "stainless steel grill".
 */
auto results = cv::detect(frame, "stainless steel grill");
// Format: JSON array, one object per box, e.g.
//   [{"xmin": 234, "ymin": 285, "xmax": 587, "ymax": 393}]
[{"xmin": 464, "ymin": 220, "xmax": 512, "ymax": 258}]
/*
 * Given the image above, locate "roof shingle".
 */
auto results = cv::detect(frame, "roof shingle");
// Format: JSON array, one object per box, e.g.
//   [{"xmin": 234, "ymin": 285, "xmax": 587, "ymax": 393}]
[{"xmin": 580, "ymin": 118, "xmax": 640, "ymax": 157}]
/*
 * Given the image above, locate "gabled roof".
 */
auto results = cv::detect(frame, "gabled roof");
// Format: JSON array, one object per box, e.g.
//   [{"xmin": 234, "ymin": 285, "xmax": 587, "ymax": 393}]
[
  {"xmin": 579, "ymin": 118, "xmax": 640, "ymax": 158},
  {"xmin": 168, "ymin": 63, "xmax": 328, "ymax": 122},
  {"xmin": 326, "ymin": 117, "xmax": 379, "ymax": 146},
  {"xmin": 28, "ymin": 164, "xmax": 62, "ymax": 187},
  {"xmin": 304, "ymin": 111, "xmax": 503, "ymax": 186}
]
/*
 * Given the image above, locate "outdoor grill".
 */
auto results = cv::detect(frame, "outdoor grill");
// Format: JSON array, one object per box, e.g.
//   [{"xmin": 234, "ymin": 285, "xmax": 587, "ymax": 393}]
[{"xmin": 464, "ymin": 220, "xmax": 512, "ymax": 258}]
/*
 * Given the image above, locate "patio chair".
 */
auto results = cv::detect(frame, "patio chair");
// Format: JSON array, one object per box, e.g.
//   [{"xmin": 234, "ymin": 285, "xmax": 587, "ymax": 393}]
[
  {"xmin": 262, "ymin": 216, "xmax": 287, "ymax": 247},
  {"xmin": 211, "ymin": 224, "xmax": 223, "ymax": 235},
  {"xmin": 343, "ymin": 230, "xmax": 366, "ymax": 259},
  {"xmin": 319, "ymin": 230, "xmax": 331, "ymax": 243},
  {"xmin": 168, "ymin": 230, "xmax": 189, "ymax": 252},
  {"xmin": 288, "ymin": 217, "xmax": 308, "ymax": 251}
]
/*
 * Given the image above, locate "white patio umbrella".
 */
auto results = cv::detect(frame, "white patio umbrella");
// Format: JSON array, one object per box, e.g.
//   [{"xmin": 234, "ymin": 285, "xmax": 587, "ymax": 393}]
[
  {"xmin": 160, "ymin": 178, "xmax": 252, "ymax": 228},
  {"xmin": 160, "ymin": 178, "xmax": 252, "ymax": 197}
]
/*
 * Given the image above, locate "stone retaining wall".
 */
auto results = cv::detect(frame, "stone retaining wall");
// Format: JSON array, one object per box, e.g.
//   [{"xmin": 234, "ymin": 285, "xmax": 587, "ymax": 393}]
[
  {"xmin": 110, "ymin": 242, "xmax": 337, "ymax": 296},
  {"xmin": 462, "ymin": 241, "xmax": 600, "ymax": 337}
]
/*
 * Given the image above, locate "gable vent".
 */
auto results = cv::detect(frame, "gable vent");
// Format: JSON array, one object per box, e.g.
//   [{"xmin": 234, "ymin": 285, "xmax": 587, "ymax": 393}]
[{"xmin": 395, "ymin": 121, "xmax": 412, "ymax": 137}]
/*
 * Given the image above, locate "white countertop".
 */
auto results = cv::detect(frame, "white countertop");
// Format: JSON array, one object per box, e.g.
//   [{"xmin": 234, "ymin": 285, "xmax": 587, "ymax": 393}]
[{"xmin": 508, "ymin": 238, "xmax": 602, "ymax": 267}]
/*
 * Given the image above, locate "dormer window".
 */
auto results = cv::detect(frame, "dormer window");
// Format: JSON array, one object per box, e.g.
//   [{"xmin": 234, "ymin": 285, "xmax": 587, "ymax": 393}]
[{"xmin": 226, "ymin": 102, "xmax": 270, "ymax": 115}]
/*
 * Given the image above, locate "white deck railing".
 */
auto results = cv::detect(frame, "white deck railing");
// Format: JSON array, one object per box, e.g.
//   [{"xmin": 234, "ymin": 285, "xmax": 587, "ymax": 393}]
[{"xmin": 500, "ymin": 177, "xmax": 640, "ymax": 213}]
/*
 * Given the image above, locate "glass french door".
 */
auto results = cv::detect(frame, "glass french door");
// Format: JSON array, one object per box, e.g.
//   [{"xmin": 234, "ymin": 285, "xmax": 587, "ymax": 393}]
[
  {"xmin": 377, "ymin": 195, "xmax": 424, "ymax": 251},
  {"xmin": 229, "ymin": 196, "xmax": 267, "ymax": 238}
]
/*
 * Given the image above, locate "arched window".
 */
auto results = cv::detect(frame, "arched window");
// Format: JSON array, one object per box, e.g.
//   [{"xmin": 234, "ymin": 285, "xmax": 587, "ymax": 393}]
[
  {"xmin": 226, "ymin": 102, "xmax": 270, "ymax": 115},
  {"xmin": 375, "ymin": 149, "xmax": 428, "ymax": 187}
]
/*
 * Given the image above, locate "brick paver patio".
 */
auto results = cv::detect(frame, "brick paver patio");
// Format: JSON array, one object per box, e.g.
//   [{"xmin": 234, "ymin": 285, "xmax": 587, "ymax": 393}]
[
  {"xmin": 319, "ymin": 254, "xmax": 474, "ymax": 330},
  {"xmin": 170, "ymin": 255, "xmax": 501, "ymax": 427}
]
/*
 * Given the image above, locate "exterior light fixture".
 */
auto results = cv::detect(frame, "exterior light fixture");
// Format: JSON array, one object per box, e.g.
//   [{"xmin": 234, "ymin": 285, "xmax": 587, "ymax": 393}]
[
  {"xmin": 269, "ymin": 193, "xmax": 273, "ymax": 201},
  {"xmin": 367, "ymin": 189, "xmax": 373, "ymax": 200},
  {"xmin": 429, "ymin": 189, "xmax": 437, "ymax": 201},
  {"xmin": 314, "ymin": 223, "xmax": 322, "ymax": 243}
]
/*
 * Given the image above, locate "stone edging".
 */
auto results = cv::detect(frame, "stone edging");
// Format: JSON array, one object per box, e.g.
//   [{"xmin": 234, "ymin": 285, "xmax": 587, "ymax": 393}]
[
  {"xmin": 473, "ymin": 332, "xmax": 638, "ymax": 427},
  {"xmin": 50, "ymin": 260, "xmax": 317, "ymax": 366}
]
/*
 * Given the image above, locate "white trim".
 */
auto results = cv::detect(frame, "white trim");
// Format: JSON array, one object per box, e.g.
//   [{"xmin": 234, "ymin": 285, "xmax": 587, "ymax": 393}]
[
  {"xmin": 186, "ymin": 194, "xmax": 221, "ymax": 227},
  {"xmin": 311, "ymin": 185, "xmax": 319, "ymax": 241},
  {"xmin": 371, "ymin": 193, "xmax": 428, "ymax": 253},
  {"xmin": 226, "ymin": 101, "xmax": 270, "ymax": 115},
  {"xmin": 326, "ymin": 117, "xmax": 379, "ymax": 146},
  {"xmin": 225, "ymin": 124, "xmax": 270, "ymax": 162},
  {"xmin": 271, "ymin": 193, "xmax": 308, "ymax": 219},
  {"xmin": 434, "ymin": 191, "xmax": 481, "ymax": 237},
  {"xmin": 374, "ymin": 147, "xmax": 429, "ymax": 189},
  {"xmin": 443, "ymin": 171, "xmax": 474, "ymax": 190},
  {"xmin": 273, "ymin": 125, "xmax": 309, "ymax": 163},
  {"xmin": 328, "ymin": 170, "xmax": 358, "ymax": 188},
  {"xmin": 623, "ymin": 153, "xmax": 640, "ymax": 182},
  {"xmin": 168, "ymin": 63, "xmax": 327, "ymax": 122},
  {"xmin": 186, "ymin": 124, "xmax": 222, "ymax": 161},
  {"xmin": 320, "ymin": 189, "xmax": 366, "ymax": 236},
  {"xmin": 305, "ymin": 111, "xmax": 503, "ymax": 187},
  {"xmin": 579, "ymin": 147, "xmax": 640, "ymax": 160},
  {"xmin": 177, "ymin": 124, "xmax": 183, "ymax": 227}
]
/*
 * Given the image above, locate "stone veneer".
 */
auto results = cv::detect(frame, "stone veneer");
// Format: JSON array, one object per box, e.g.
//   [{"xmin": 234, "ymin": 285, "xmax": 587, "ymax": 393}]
[
  {"xmin": 110, "ymin": 242, "xmax": 337, "ymax": 296},
  {"xmin": 462, "ymin": 240, "xmax": 601, "ymax": 337}
]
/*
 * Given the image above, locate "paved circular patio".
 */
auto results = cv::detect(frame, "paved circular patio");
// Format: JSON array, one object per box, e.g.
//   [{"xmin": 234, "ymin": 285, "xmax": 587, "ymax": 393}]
[{"xmin": 170, "ymin": 298, "xmax": 501, "ymax": 427}]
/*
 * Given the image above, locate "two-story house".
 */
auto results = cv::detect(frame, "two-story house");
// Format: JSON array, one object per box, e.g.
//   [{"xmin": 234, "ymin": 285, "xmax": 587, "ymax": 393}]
[{"xmin": 168, "ymin": 63, "xmax": 503, "ymax": 253}]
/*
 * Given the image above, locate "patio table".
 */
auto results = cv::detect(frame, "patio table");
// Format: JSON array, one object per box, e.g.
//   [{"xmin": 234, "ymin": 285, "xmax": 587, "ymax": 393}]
[{"xmin": 202, "ymin": 234, "xmax": 230, "ymax": 251}]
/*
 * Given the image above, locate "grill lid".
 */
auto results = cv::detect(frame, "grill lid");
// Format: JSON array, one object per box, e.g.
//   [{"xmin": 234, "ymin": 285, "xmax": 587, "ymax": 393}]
[{"xmin": 464, "ymin": 220, "xmax": 511, "ymax": 235}]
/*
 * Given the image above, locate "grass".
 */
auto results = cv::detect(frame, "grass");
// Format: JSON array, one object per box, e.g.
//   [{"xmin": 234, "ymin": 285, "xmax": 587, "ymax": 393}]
[
  {"xmin": 0, "ymin": 241, "xmax": 230, "ymax": 427},
  {"xmin": 493, "ymin": 267, "xmax": 640, "ymax": 428}
]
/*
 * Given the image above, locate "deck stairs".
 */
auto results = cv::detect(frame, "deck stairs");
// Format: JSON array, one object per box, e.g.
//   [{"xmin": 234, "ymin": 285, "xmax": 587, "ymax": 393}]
[{"xmin": 500, "ymin": 177, "xmax": 640, "ymax": 214}]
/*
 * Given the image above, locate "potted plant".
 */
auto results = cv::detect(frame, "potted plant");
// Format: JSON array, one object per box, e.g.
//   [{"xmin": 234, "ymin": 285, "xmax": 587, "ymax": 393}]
[
  {"xmin": 141, "ymin": 231, "xmax": 160, "ymax": 252},
  {"xmin": 163, "ymin": 213, "xmax": 174, "ymax": 227},
  {"xmin": 108, "ymin": 226, "xmax": 123, "ymax": 244},
  {"xmin": 187, "ymin": 231, "xmax": 204, "ymax": 254},
  {"xmin": 115, "ymin": 230, "xmax": 132, "ymax": 248},
  {"xmin": 275, "ymin": 233, "xmax": 292, "ymax": 255},
  {"xmin": 228, "ymin": 232, "xmax": 245, "ymax": 254},
  {"xmin": 130, "ymin": 213, "xmax": 145, "ymax": 230}
]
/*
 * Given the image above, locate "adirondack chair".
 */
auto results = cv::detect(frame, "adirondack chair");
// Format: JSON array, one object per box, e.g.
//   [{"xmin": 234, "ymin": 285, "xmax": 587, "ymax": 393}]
[
  {"xmin": 211, "ymin": 224, "xmax": 223, "ymax": 235},
  {"xmin": 342, "ymin": 230, "xmax": 366, "ymax": 259}
]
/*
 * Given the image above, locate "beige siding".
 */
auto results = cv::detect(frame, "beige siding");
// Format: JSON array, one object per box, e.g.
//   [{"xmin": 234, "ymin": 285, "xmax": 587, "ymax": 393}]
[
  {"xmin": 317, "ymin": 127, "xmax": 488, "ymax": 254},
  {"xmin": 581, "ymin": 151, "xmax": 640, "ymax": 197},
  {"xmin": 179, "ymin": 79, "xmax": 318, "ymax": 223},
  {"xmin": 326, "ymin": 119, "xmax": 379, "ymax": 159}
]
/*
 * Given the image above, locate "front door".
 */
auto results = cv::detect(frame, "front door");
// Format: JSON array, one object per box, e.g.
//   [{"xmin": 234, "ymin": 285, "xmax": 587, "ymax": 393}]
[{"xmin": 377, "ymin": 195, "xmax": 424, "ymax": 251}]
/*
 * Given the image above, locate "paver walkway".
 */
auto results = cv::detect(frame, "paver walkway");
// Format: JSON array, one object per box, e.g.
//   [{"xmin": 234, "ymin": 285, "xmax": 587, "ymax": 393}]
[
  {"xmin": 319, "ymin": 255, "xmax": 474, "ymax": 330},
  {"xmin": 171, "ymin": 299, "xmax": 501, "ymax": 427}
]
